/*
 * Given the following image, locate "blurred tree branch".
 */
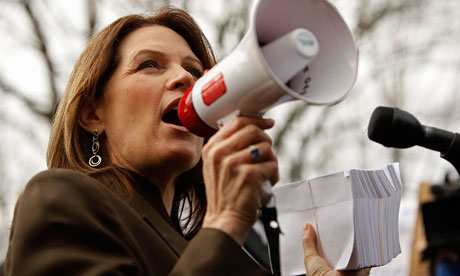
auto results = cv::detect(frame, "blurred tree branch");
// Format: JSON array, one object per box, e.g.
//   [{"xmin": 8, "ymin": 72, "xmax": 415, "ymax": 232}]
[
  {"xmin": 273, "ymin": 103, "xmax": 308, "ymax": 152},
  {"xmin": 21, "ymin": 0, "xmax": 58, "ymax": 121},
  {"xmin": 87, "ymin": 0, "xmax": 97, "ymax": 39},
  {"xmin": 0, "ymin": 75, "xmax": 50, "ymax": 119},
  {"xmin": 213, "ymin": 0, "xmax": 251, "ymax": 56},
  {"xmin": 289, "ymin": 108, "xmax": 330, "ymax": 181},
  {"xmin": 355, "ymin": 1, "xmax": 417, "ymax": 37}
]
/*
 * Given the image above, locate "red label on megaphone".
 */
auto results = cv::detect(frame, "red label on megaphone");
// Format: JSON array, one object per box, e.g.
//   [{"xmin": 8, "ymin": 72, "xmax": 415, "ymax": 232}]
[{"xmin": 202, "ymin": 72, "xmax": 227, "ymax": 105}]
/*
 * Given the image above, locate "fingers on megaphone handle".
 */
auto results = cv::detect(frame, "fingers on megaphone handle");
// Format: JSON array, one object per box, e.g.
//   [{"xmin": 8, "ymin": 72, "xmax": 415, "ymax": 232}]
[
  {"xmin": 210, "ymin": 116, "xmax": 274, "ymax": 141},
  {"xmin": 247, "ymin": 145, "xmax": 278, "ymax": 207},
  {"xmin": 248, "ymin": 145, "xmax": 274, "ymax": 206}
]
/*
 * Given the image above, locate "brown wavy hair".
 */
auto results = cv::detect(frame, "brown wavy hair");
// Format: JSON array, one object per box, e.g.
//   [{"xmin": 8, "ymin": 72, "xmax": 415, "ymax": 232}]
[{"xmin": 47, "ymin": 7, "xmax": 216, "ymax": 239}]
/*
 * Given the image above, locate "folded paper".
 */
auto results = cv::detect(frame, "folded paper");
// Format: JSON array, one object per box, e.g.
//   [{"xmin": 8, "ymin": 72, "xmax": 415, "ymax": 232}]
[{"xmin": 273, "ymin": 163, "xmax": 402, "ymax": 275}]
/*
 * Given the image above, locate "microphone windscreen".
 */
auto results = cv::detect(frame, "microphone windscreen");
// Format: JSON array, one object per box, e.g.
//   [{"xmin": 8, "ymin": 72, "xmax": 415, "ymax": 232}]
[
  {"xmin": 368, "ymin": 106, "xmax": 394, "ymax": 146},
  {"xmin": 367, "ymin": 106, "xmax": 423, "ymax": 148}
]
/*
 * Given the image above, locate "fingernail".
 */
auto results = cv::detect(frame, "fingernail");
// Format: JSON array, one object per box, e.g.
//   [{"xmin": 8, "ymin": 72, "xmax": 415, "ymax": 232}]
[
  {"xmin": 304, "ymin": 223, "xmax": 310, "ymax": 233},
  {"xmin": 266, "ymin": 118, "xmax": 275, "ymax": 126}
]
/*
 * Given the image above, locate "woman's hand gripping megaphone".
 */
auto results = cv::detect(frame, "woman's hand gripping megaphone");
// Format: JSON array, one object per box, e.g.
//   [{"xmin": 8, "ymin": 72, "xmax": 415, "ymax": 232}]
[{"xmin": 200, "ymin": 115, "xmax": 279, "ymax": 245}]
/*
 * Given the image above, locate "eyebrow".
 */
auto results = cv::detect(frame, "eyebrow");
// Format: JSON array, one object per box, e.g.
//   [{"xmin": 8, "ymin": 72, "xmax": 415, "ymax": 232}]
[{"xmin": 129, "ymin": 49, "xmax": 204, "ymax": 69}]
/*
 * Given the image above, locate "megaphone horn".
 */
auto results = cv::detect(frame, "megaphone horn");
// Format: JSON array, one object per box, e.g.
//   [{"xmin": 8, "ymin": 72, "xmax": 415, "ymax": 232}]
[{"xmin": 178, "ymin": 0, "xmax": 358, "ymax": 137}]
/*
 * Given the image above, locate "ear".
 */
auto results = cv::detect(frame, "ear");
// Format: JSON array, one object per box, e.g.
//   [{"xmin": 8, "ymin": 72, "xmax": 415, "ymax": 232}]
[{"xmin": 78, "ymin": 100, "xmax": 105, "ymax": 135}]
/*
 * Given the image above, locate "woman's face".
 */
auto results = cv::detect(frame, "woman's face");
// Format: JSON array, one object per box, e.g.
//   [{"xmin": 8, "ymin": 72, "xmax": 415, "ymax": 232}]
[{"xmin": 99, "ymin": 25, "xmax": 205, "ymax": 176}]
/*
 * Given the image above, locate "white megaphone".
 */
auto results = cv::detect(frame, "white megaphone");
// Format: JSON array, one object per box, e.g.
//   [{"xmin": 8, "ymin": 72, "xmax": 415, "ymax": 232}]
[
  {"xmin": 178, "ymin": 0, "xmax": 358, "ymax": 205},
  {"xmin": 178, "ymin": 0, "xmax": 358, "ymax": 138}
]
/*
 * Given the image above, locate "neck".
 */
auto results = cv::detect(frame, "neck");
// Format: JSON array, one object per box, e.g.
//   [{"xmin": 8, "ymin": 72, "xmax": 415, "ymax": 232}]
[
  {"xmin": 139, "ymin": 162, "xmax": 195, "ymax": 216},
  {"xmin": 111, "ymin": 157, "xmax": 188, "ymax": 216},
  {"xmin": 141, "ymin": 171, "xmax": 178, "ymax": 216}
]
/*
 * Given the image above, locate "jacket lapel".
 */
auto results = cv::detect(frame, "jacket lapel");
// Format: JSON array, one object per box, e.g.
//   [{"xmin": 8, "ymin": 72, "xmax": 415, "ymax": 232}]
[{"xmin": 129, "ymin": 191, "xmax": 187, "ymax": 256}]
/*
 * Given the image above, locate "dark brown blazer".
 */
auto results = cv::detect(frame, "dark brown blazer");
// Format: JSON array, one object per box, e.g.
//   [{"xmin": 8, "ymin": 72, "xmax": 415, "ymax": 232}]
[{"xmin": 3, "ymin": 169, "xmax": 269, "ymax": 275}]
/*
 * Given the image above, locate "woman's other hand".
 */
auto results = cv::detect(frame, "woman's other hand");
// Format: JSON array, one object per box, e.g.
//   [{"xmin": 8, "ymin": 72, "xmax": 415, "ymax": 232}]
[
  {"xmin": 201, "ymin": 116, "xmax": 279, "ymax": 245},
  {"xmin": 303, "ymin": 223, "xmax": 371, "ymax": 276}
]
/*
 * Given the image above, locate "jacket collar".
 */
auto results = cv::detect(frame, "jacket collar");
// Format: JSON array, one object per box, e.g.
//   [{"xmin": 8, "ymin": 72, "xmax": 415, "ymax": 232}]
[{"xmin": 122, "ymin": 169, "xmax": 188, "ymax": 256}]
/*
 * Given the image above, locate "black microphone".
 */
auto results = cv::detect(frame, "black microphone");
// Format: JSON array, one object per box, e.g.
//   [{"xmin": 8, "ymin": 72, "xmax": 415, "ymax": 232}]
[
  {"xmin": 368, "ymin": 106, "xmax": 460, "ymax": 173},
  {"xmin": 368, "ymin": 106, "xmax": 455, "ymax": 152}
]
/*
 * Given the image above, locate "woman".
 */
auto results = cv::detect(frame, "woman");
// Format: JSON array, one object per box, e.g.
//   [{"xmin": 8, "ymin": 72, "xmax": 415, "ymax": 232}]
[{"xmin": 3, "ymin": 6, "xmax": 369, "ymax": 276}]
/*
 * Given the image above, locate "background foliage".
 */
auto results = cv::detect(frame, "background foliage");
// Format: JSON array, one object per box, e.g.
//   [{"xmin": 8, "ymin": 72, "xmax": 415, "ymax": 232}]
[{"xmin": 1, "ymin": 1, "xmax": 460, "ymax": 273}]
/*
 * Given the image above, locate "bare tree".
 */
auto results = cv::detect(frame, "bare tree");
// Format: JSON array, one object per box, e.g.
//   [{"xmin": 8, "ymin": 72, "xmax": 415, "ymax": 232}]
[{"xmin": 2, "ymin": 0, "xmax": 460, "ymax": 266}]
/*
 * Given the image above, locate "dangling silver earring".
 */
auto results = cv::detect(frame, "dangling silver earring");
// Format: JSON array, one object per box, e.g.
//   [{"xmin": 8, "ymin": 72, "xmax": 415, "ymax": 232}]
[{"xmin": 88, "ymin": 130, "xmax": 102, "ymax": 167}]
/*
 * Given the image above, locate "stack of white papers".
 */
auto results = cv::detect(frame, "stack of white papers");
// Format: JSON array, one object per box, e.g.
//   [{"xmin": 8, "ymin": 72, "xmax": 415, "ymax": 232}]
[{"xmin": 273, "ymin": 163, "xmax": 402, "ymax": 275}]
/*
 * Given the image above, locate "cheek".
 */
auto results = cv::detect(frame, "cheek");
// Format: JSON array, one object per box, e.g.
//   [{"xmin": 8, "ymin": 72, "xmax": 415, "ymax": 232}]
[
  {"xmin": 103, "ymin": 76, "xmax": 161, "ymax": 146},
  {"xmin": 125, "ymin": 76, "xmax": 161, "ymax": 114}
]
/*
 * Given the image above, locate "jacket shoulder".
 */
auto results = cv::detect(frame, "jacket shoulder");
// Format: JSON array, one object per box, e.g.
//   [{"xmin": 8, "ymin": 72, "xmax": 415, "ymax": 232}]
[
  {"xmin": 14, "ymin": 168, "xmax": 121, "ymax": 231},
  {"xmin": 4, "ymin": 169, "xmax": 143, "ymax": 275},
  {"xmin": 23, "ymin": 168, "xmax": 112, "ymax": 205},
  {"xmin": 28, "ymin": 168, "xmax": 103, "ymax": 190}
]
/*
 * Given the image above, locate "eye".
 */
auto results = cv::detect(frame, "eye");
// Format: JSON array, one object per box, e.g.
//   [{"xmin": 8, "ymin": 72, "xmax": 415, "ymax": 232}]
[
  {"xmin": 138, "ymin": 59, "xmax": 160, "ymax": 70},
  {"xmin": 186, "ymin": 67, "xmax": 203, "ymax": 79}
]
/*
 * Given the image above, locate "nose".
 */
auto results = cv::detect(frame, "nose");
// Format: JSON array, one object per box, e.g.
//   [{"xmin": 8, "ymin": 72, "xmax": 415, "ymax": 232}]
[{"xmin": 166, "ymin": 65, "xmax": 194, "ymax": 92}]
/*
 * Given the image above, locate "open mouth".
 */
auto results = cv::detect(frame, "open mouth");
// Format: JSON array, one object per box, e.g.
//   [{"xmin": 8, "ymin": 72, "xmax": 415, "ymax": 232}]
[{"xmin": 161, "ymin": 108, "xmax": 183, "ymax": 126}]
